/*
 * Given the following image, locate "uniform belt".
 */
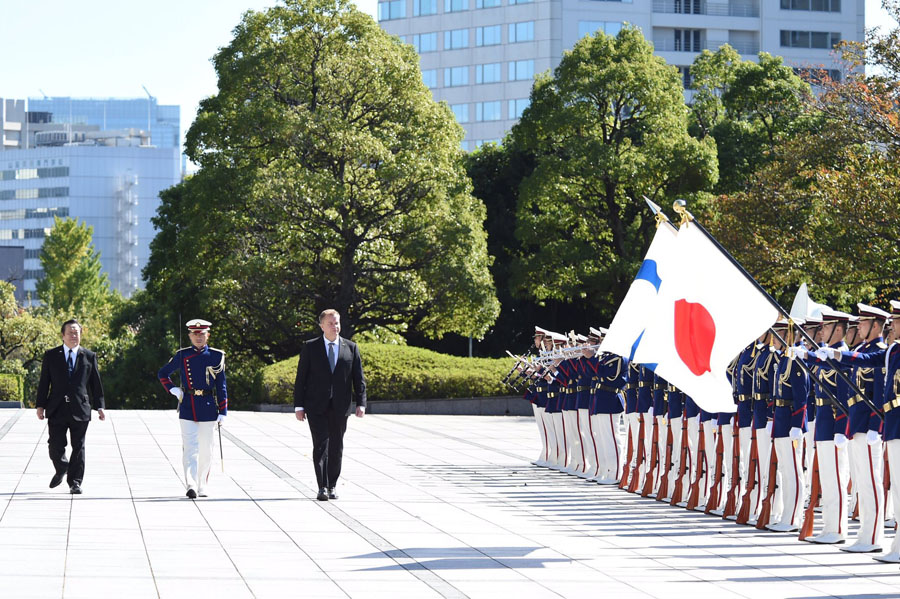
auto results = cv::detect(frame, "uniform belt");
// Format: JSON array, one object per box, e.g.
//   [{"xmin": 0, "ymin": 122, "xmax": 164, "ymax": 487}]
[
  {"xmin": 535, "ymin": 387, "xmax": 545, "ymax": 392},
  {"xmin": 638, "ymin": 382, "xmax": 652, "ymax": 388},
  {"xmin": 774, "ymin": 399, "xmax": 792, "ymax": 408},
  {"xmin": 884, "ymin": 398, "xmax": 900, "ymax": 413},
  {"xmin": 815, "ymin": 398, "xmax": 827, "ymax": 407},
  {"xmin": 752, "ymin": 393, "xmax": 770, "ymax": 401},
  {"xmin": 191, "ymin": 389, "xmax": 214, "ymax": 396},
  {"xmin": 565, "ymin": 388, "xmax": 575, "ymax": 394},
  {"xmin": 736, "ymin": 394, "xmax": 751, "ymax": 402},
  {"xmin": 594, "ymin": 384, "xmax": 618, "ymax": 393},
  {"xmin": 545, "ymin": 392, "xmax": 556, "ymax": 398},
  {"xmin": 576, "ymin": 386, "xmax": 587, "ymax": 392},
  {"xmin": 847, "ymin": 394, "xmax": 867, "ymax": 408}
]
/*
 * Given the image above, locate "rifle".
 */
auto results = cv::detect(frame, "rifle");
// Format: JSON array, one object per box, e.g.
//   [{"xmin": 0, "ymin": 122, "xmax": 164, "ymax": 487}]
[
  {"xmin": 619, "ymin": 416, "xmax": 635, "ymax": 489},
  {"xmin": 706, "ymin": 424, "xmax": 725, "ymax": 514},
  {"xmin": 686, "ymin": 422, "xmax": 706, "ymax": 510},
  {"xmin": 641, "ymin": 416, "xmax": 659, "ymax": 497},
  {"xmin": 756, "ymin": 436, "xmax": 778, "ymax": 529},
  {"xmin": 628, "ymin": 413, "xmax": 646, "ymax": 493},
  {"xmin": 723, "ymin": 424, "xmax": 742, "ymax": 519},
  {"xmin": 656, "ymin": 420, "xmax": 674, "ymax": 502},
  {"xmin": 736, "ymin": 427, "xmax": 759, "ymax": 524},
  {"xmin": 671, "ymin": 416, "xmax": 690, "ymax": 506},
  {"xmin": 799, "ymin": 451, "xmax": 821, "ymax": 540}
]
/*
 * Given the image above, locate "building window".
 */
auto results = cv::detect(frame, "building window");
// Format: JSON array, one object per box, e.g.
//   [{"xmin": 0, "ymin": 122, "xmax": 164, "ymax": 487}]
[
  {"xmin": 674, "ymin": 29, "xmax": 702, "ymax": 52},
  {"xmin": 25, "ymin": 249, "xmax": 41, "ymax": 259},
  {"xmin": 578, "ymin": 21, "xmax": 622, "ymax": 39},
  {"xmin": 674, "ymin": 0, "xmax": 701, "ymax": 13},
  {"xmin": 508, "ymin": 21, "xmax": 534, "ymax": 43},
  {"xmin": 509, "ymin": 0, "xmax": 532, "ymax": 3},
  {"xmin": 0, "ymin": 166, "xmax": 69, "ymax": 181},
  {"xmin": 780, "ymin": 30, "xmax": 841, "ymax": 48},
  {"xmin": 445, "ymin": 0, "xmax": 468, "ymax": 12},
  {"xmin": 474, "ymin": 139, "xmax": 502, "ymax": 148},
  {"xmin": 476, "ymin": 25, "xmax": 502, "ymax": 46},
  {"xmin": 508, "ymin": 59, "xmax": 535, "ymax": 81},
  {"xmin": 445, "ymin": 28, "xmax": 469, "ymax": 50},
  {"xmin": 414, "ymin": 0, "xmax": 438, "ymax": 15},
  {"xmin": 678, "ymin": 66, "xmax": 692, "ymax": 88},
  {"xmin": 476, "ymin": 0, "xmax": 501, "ymax": 7},
  {"xmin": 476, "ymin": 101, "xmax": 502, "ymax": 121},
  {"xmin": 422, "ymin": 69, "xmax": 438, "ymax": 88},
  {"xmin": 444, "ymin": 66, "xmax": 469, "ymax": 87},
  {"xmin": 0, "ymin": 207, "xmax": 70, "ymax": 221},
  {"xmin": 476, "ymin": 62, "xmax": 502, "ymax": 84},
  {"xmin": 508, "ymin": 98, "xmax": 530, "ymax": 119},
  {"xmin": 24, "ymin": 269, "xmax": 44, "ymax": 280},
  {"xmin": 451, "ymin": 104, "xmax": 470, "ymax": 123},
  {"xmin": 411, "ymin": 32, "xmax": 438, "ymax": 53},
  {"xmin": 780, "ymin": 0, "xmax": 840, "ymax": 11},
  {"xmin": 378, "ymin": 0, "xmax": 406, "ymax": 20}
]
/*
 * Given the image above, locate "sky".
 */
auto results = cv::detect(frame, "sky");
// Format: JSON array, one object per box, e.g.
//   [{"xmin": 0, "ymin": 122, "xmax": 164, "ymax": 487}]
[{"xmin": 0, "ymin": 0, "xmax": 895, "ymax": 170}]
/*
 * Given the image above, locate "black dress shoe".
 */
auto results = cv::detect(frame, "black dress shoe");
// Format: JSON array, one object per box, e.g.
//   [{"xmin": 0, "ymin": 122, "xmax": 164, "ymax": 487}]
[
  {"xmin": 50, "ymin": 468, "xmax": 67, "ymax": 489},
  {"xmin": 327, "ymin": 488, "xmax": 338, "ymax": 500},
  {"xmin": 186, "ymin": 489, "xmax": 197, "ymax": 499},
  {"xmin": 316, "ymin": 488, "xmax": 328, "ymax": 501},
  {"xmin": 69, "ymin": 485, "xmax": 82, "ymax": 495}
]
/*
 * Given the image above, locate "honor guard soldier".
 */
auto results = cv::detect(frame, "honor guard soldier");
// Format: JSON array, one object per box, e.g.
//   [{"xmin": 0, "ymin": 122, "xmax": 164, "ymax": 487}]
[
  {"xmin": 749, "ymin": 327, "xmax": 781, "ymax": 524},
  {"xmin": 732, "ymin": 339, "xmax": 762, "ymax": 518},
  {"xmin": 649, "ymin": 373, "xmax": 670, "ymax": 498},
  {"xmin": 767, "ymin": 323, "xmax": 809, "ymax": 532},
  {"xmin": 830, "ymin": 300, "xmax": 900, "ymax": 561},
  {"xmin": 585, "ymin": 335, "xmax": 627, "ymax": 484},
  {"xmin": 802, "ymin": 308, "xmax": 853, "ymax": 543},
  {"xmin": 800, "ymin": 314, "xmax": 824, "ymax": 496},
  {"xmin": 544, "ymin": 332, "xmax": 568, "ymax": 470},
  {"xmin": 529, "ymin": 327, "xmax": 553, "ymax": 467},
  {"xmin": 841, "ymin": 303, "xmax": 890, "ymax": 553},
  {"xmin": 158, "ymin": 319, "xmax": 228, "ymax": 499},
  {"xmin": 695, "ymin": 406, "xmax": 717, "ymax": 511},
  {"xmin": 633, "ymin": 364, "xmax": 655, "ymax": 493},
  {"xmin": 665, "ymin": 382, "xmax": 685, "ymax": 502},
  {"xmin": 578, "ymin": 329, "xmax": 605, "ymax": 479}
]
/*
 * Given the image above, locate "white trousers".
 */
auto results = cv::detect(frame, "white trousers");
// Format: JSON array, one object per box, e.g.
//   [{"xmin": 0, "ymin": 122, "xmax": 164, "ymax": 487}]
[
  {"xmin": 180, "ymin": 419, "xmax": 216, "ymax": 493},
  {"xmin": 817, "ymin": 440, "xmax": 849, "ymax": 537},
  {"xmin": 625, "ymin": 412, "xmax": 641, "ymax": 482},
  {"xmin": 638, "ymin": 413, "xmax": 654, "ymax": 491},
  {"xmin": 550, "ymin": 412, "xmax": 566, "ymax": 469},
  {"xmin": 653, "ymin": 416, "xmax": 669, "ymax": 495},
  {"xmin": 667, "ymin": 417, "xmax": 684, "ymax": 499},
  {"xmin": 684, "ymin": 417, "xmax": 700, "ymax": 500},
  {"xmin": 532, "ymin": 405, "xmax": 549, "ymax": 463},
  {"xmin": 885, "ymin": 440, "xmax": 900, "ymax": 556},
  {"xmin": 575, "ymin": 408, "xmax": 592, "ymax": 475},
  {"xmin": 593, "ymin": 413, "xmax": 622, "ymax": 482},
  {"xmin": 738, "ymin": 426, "xmax": 752, "ymax": 502},
  {"xmin": 542, "ymin": 410, "xmax": 560, "ymax": 467},
  {"xmin": 563, "ymin": 410, "xmax": 583, "ymax": 473},
  {"xmin": 773, "ymin": 436, "xmax": 805, "ymax": 529},
  {"xmin": 804, "ymin": 420, "xmax": 816, "ymax": 493},
  {"xmin": 716, "ymin": 423, "xmax": 736, "ymax": 512},
  {"xmin": 749, "ymin": 427, "xmax": 773, "ymax": 519},
  {"xmin": 848, "ymin": 433, "xmax": 885, "ymax": 548},
  {"xmin": 696, "ymin": 419, "xmax": 716, "ymax": 507}
]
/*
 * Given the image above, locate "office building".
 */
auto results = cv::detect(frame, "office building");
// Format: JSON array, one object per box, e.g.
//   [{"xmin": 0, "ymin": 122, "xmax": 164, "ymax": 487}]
[
  {"xmin": 378, "ymin": 0, "xmax": 862, "ymax": 149},
  {"xmin": 0, "ymin": 98, "xmax": 180, "ymax": 301}
]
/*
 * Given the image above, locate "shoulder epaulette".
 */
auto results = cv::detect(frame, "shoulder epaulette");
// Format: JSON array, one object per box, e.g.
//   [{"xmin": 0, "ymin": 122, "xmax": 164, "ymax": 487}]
[
  {"xmin": 877, "ymin": 341, "xmax": 888, "ymax": 349},
  {"xmin": 209, "ymin": 347, "xmax": 226, "ymax": 355}
]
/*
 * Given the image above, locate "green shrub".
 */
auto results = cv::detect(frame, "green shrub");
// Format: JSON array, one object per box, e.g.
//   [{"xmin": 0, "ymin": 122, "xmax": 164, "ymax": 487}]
[
  {"xmin": 0, "ymin": 373, "xmax": 24, "ymax": 403},
  {"xmin": 256, "ymin": 342, "xmax": 516, "ymax": 404}
]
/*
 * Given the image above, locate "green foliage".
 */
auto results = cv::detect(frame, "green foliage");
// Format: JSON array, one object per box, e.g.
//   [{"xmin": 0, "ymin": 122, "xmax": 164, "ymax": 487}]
[
  {"xmin": 0, "ymin": 373, "xmax": 24, "ymax": 403},
  {"xmin": 141, "ymin": 0, "xmax": 498, "ymax": 373},
  {"xmin": 257, "ymin": 342, "xmax": 515, "ymax": 403},
  {"xmin": 36, "ymin": 217, "xmax": 113, "ymax": 319},
  {"xmin": 507, "ymin": 26, "xmax": 718, "ymax": 316}
]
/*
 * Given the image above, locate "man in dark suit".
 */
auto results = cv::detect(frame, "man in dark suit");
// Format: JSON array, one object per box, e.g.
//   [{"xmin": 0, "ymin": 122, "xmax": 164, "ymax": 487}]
[
  {"xmin": 35, "ymin": 319, "xmax": 105, "ymax": 494},
  {"xmin": 294, "ymin": 309, "xmax": 366, "ymax": 501}
]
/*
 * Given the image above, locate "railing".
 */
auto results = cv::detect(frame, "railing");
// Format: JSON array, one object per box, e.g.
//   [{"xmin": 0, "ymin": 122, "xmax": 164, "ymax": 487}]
[
  {"xmin": 652, "ymin": 39, "xmax": 759, "ymax": 54},
  {"xmin": 652, "ymin": 1, "xmax": 760, "ymax": 17}
]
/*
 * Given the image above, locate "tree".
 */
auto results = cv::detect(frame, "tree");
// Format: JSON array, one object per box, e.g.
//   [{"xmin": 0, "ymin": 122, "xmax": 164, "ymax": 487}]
[
  {"xmin": 145, "ymin": 0, "xmax": 498, "ymax": 364},
  {"xmin": 507, "ymin": 26, "xmax": 718, "ymax": 316},
  {"xmin": 36, "ymin": 217, "xmax": 112, "ymax": 320}
]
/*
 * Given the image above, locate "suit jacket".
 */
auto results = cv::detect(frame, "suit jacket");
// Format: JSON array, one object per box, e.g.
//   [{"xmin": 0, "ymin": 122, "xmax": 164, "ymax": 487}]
[
  {"xmin": 35, "ymin": 345, "xmax": 105, "ymax": 421},
  {"xmin": 293, "ymin": 336, "xmax": 366, "ymax": 415}
]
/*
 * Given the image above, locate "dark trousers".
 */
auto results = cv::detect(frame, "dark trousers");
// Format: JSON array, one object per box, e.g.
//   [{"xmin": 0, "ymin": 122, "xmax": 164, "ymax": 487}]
[
  {"xmin": 47, "ymin": 416, "xmax": 89, "ymax": 486},
  {"xmin": 307, "ymin": 409, "xmax": 348, "ymax": 490}
]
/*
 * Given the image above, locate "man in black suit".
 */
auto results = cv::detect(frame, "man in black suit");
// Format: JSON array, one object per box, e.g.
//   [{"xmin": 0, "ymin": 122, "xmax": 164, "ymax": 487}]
[
  {"xmin": 35, "ymin": 319, "xmax": 105, "ymax": 494},
  {"xmin": 294, "ymin": 309, "xmax": 366, "ymax": 501}
]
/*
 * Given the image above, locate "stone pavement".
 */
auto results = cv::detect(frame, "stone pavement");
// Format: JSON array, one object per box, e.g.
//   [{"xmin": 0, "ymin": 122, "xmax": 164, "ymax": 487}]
[{"xmin": 0, "ymin": 409, "xmax": 897, "ymax": 599}]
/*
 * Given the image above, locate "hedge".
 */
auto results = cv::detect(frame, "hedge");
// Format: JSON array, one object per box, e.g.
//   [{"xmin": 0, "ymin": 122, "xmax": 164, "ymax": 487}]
[
  {"xmin": 0, "ymin": 373, "xmax": 24, "ymax": 404},
  {"xmin": 256, "ymin": 342, "xmax": 516, "ymax": 404}
]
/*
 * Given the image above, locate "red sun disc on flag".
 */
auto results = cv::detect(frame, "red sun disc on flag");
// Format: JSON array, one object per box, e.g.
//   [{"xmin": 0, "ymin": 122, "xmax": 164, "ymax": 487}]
[{"xmin": 673, "ymin": 299, "xmax": 715, "ymax": 376}]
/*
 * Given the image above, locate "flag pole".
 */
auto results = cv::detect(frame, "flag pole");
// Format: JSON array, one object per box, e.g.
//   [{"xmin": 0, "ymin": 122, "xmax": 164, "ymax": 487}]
[{"xmin": 657, "ymin": 198, "xmax": 881, "ymax": 419}]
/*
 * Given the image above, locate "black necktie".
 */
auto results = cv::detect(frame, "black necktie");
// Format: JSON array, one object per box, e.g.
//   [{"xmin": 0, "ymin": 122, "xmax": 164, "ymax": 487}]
[
  {"xmin": 328, "ymin": 342, "xmax": 335, "ymax": 373},
  {"xmin": 67, "ymin": 351, "xmax": 74, "ymax": 377}
]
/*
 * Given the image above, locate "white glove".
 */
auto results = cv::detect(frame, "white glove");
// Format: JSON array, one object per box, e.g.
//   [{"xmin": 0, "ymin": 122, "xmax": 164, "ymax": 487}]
[
  {"xmin": 834, "ymin": 433, "xmax": 849, "ymax": 448},
  {"xmin": 814, "ymin": 348, "xmax": 829, "ymax": 361},
  {"xmin": 866, "ymin": 430, "xmax": 880, "ymax": 445},
  {"xmin": 789, "ymin": 427, "xmax": 802, "ymax": 441},
  {"xmin": 217, "ymin": 414, "xmax": 225, "ymax": 423},
  {"xmin": 169, "ymin": 387, "xmax": 184, "ymax": 401},
  {"xmin": 647, "ymin": 406, "xmax": 654, "ymax": 420},
  {"xmin": 765, "ymin": 420, "xmax": 773, "ymax": 435},
  {"xmin": 792, "ymin": 346, "xmax": 808, "ymax": 359}
]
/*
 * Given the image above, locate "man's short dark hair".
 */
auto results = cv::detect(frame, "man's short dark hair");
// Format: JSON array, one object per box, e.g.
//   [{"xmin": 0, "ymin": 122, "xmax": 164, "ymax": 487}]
[
  {"xmin": 61, "ymin": 319, "xmax": 81, "ymax": 335},
  {"xmin": 318, "ymin": 309, "xmax": 340, "ymax": 324}
]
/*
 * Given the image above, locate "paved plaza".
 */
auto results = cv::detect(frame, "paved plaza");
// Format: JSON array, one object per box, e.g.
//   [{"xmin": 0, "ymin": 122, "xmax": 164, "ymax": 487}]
[{"xmin": 0, "ymin": 409, "xmax": 898, "ymax": 599}]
